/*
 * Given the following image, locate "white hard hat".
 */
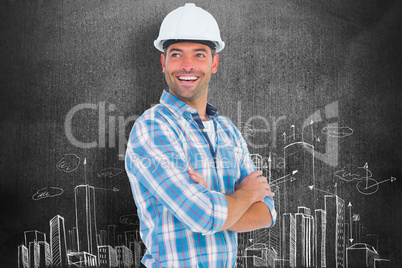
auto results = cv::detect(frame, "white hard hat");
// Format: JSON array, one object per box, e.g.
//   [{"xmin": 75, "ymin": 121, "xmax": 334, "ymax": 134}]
[{"xmin": 154, "ymin": 3, "xmax": 225, "ymax": 53}]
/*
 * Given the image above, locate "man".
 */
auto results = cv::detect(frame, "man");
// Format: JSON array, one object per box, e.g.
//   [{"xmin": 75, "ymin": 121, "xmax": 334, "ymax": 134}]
[{"xmin": 125, "ymin": 3, "xmax": 277, "ymax": 267}]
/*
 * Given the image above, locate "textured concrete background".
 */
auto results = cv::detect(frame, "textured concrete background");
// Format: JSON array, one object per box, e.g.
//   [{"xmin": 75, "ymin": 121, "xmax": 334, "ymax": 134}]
[{"xmin": 1, "ymin": 0, "xmax": 401, "ymax": 266}]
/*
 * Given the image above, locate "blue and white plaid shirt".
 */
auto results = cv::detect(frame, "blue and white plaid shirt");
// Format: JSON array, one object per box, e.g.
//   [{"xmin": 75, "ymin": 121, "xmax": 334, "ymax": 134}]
[{"xmin": 125, "ymin": 90, "xmax": 276, "ymax": 268}]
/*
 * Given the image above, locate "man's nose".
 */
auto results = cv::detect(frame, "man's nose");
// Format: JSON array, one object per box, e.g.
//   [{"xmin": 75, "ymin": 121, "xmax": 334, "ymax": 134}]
[{"xmin": 181, "ymin": 56, "xmax": 194, "ymax": 72}]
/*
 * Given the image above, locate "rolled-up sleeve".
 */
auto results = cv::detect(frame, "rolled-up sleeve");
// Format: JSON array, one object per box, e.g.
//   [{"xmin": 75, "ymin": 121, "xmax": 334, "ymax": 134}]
[
  {"xmin": 262, "ymin": 196, "xmax": 277, "ymax": 227},
  {"xmin": 125, "ymin": 117, "xmax": 228, "ymax": 234}
]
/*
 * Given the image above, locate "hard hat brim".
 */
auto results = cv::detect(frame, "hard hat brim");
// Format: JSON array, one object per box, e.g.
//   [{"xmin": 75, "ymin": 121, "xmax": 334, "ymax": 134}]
[{"xmin": 154, "ymin": 39, "xmax": 225, "ymax": 53}]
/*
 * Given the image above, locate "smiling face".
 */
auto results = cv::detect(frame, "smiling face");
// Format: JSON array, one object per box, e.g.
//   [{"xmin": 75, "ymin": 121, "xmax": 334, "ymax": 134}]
[{"xmin": 161, "ymin": 42, "xmax": 219, "ymax": 106}]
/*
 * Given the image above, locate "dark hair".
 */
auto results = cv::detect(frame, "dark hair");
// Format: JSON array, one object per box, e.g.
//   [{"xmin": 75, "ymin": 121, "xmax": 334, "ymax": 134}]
[
  {"xmin": 163, "ymin": 43, "xmax": 216, "ymax": 59},
  {"xmin": 162, "ymin": 39, "xmax": 216, "ymax": 51}
]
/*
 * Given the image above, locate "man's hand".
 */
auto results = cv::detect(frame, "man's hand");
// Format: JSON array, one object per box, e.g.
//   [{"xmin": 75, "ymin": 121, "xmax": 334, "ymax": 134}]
[
  {"xmin": 187, "ymin": 167, "xmax": 275, "ymax": 232},
  {"xmin": 188, "ymin": 165, "xmax": 208, "ymax": 188},
  {"xmin": 235, "ymin": 171, "xmax": 274, "ymax": 203},
  {"xmin": 188, "ymin": 166, "xmax": 274, "ymax": 203},
  {"xmin": 219, "ymin": 171, "xmax": 274, "ymax": 231}
]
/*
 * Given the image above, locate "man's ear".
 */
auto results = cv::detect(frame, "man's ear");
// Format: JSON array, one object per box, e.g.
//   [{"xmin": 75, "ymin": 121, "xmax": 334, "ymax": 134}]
[
  {"xmin": 161, "ymin": 53, "xmax": 166, "ymax": 73},
  {"xmin": 211, "ymin": 54, "xmax": 219, "ymax": 74}
]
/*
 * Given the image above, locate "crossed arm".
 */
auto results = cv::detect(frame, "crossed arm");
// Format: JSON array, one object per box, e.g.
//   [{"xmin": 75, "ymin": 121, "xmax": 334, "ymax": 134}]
[
  {"xmin": 127, "ymin": 117, "xmax": 276, "ymax": 235},
  {"xmin": 226, "ymin": 201, "xmax": 273, "ymax": 232},
  {"xmin": 188, "ymin": 167, "xmax": 275, "ymax": 233}
]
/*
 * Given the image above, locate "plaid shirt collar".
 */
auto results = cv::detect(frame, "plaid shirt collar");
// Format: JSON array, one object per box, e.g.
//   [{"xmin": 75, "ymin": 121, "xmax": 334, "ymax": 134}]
[{"xmin": 159, "ymin": 89, "xmax": 218, "ymax": 119}]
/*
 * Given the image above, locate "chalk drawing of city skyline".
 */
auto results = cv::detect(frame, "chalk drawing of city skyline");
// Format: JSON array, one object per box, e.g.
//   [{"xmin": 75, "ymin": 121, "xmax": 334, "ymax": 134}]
[
  {"xmin": 236, "ymin": 120, "xmax": 391, "ymax": 268},
  {"xmin": 17, "ymin": 118, "xmax": 395, "ymax": 267},
  {"xmin": 17, "ymin": 159, "xmax": 144, "ymax": 268}
]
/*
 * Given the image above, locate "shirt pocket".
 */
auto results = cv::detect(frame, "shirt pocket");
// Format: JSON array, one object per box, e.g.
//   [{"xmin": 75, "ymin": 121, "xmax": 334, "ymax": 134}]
[
  {"xmin": 221, "ymin": 139, "xmax": 243, "ymax": 166},
  {"xmin": 232, "ymin": 145, "xmax": 243, "ymax": 167}
]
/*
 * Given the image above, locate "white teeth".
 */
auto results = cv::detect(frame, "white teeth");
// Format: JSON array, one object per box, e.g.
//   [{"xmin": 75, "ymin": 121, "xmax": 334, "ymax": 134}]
[{"xmin": 178, "ymin": 76, "xmax": 198, "ymax": 81}]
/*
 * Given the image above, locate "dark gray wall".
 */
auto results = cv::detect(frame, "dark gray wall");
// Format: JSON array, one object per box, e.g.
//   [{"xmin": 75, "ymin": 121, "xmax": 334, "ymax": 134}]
[{"xmin": 1, "ymin": 0, "xmax": 401, "ymax": 267}]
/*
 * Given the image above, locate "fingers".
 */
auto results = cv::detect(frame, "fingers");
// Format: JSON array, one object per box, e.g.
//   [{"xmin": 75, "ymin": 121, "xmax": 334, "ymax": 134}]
[
  {"xmin": 187, "ymin": 165, "xmax": 207, "ymax": 188},
  {"xmin": 265, "ymin": 188, "xmax": 275, "ymax": 197},
  {"xmin": 251, "ymin": 170, "xmax": 263, "ymax": 178},
  {"xmin": 188, "ymin": 166, "xmax": 200, "ymax": 178},
  {"xmin": 263, "ymin": 181, "xmax": 275, "ymax": 197},
  {"xmin": 190, "ymin": 174, "xmax": 200, "ymax": 183},
  {"xmin": 188, "ymin": 165, "xmax": 197, "ymax": 181},
  {"xmin": 188, "ymin": 169, "xmax": 199, "ymax": 182},
  {"xmin": 257, "ymin": 175, "xmax": 275, "ymax": 198},
  {"xmin": 188, "ymin": 165, "xmax": 195, "ymax": 172}
]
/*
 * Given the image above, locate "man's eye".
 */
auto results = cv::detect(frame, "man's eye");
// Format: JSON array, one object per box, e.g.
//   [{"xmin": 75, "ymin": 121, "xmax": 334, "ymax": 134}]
[
  {"xmin": 171, "ymin": 53, "xmax": 180, "ymax": 58},
  {"xmin": 196, "ymin": 54, "xmax": 206, "ymax": 58}
]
